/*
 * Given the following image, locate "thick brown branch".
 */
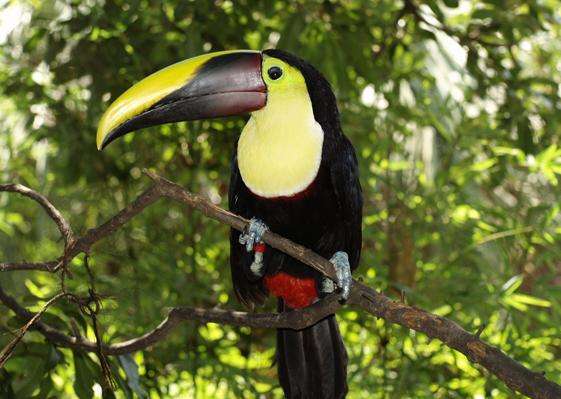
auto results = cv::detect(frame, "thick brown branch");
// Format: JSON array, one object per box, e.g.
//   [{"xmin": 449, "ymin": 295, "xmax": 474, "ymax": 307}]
[
  {"xmin": 1, "ymin": 174, "xmax": 560, "ymax": 398},
  {"xmin": 0, "ymin": 283, "xmax": 343, "ymax": 355},
  {"xmin": 350, "ymin": 283, "xmax": 561, "ymax": 398},
  {"xmin": 145, "ymin": 171, "xmax": 339, "ymax": 281},
  {"xmin": 71, "ymin": 184, "xmax": 162, "ymax": 255}
]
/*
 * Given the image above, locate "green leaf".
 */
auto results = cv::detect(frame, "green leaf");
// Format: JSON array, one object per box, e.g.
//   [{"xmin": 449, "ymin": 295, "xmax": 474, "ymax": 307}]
[
  {"xmin": 470, "ymin": 158, "xmax": 496, "ymax": 172},
  {"xmin": 501, "ymin": 275, "xmax": 523, "ymax": 295},
  {"xmin": 510, "ymin": 293, "xmax": 551, "ymax": 308},
  {"xmin": 119, "ymin": 354, "xmax": 147, "ymax": 398},
  {"xmin": 0, "ymin": 369, "xmax": 15, "ymax": 397},
  {"xmin": 14, "ymin": 358, "xmax": 45, "ymax": 398},
  {"xmin": 73, "ymin": 352, "xmax": 96, "ymax": 399},
  {"xmin": 502, "ymin": 296, "xmax": 528, "ymax": 312}
]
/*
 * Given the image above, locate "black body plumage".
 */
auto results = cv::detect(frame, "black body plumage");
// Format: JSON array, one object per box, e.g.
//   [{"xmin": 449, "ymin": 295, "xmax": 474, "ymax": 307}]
[{"xmin": 229, "ymin": 50, "xmax": 363, "ymax": 399}]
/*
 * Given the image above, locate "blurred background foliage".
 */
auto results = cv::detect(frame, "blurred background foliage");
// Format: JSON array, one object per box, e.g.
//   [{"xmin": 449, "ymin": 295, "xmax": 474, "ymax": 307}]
[{"xmin": 1, "ymin": 0, "xmax": 561, "ymax": 397}]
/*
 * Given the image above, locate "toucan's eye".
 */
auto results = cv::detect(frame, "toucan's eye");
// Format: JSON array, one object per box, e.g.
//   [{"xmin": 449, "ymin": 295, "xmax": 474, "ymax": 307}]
[{"xmin": 267, "ymin": 66, "xmax": 283, "ymax": 80}]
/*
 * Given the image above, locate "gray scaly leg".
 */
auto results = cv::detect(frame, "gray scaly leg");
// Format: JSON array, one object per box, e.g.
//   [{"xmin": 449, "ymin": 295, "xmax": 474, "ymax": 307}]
[
  {"xmin": 238, "ymin": 218, "xmax": 269, "ymax": 279},
  {"xmin": 321, "ymin": 251, "xmax": 353, "ymax": 300}
]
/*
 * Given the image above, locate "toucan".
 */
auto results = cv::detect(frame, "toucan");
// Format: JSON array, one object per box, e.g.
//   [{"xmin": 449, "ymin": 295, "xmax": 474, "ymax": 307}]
[{"xmin": 96, "ymin": 49, "xmax": 363, "ymax": 399}]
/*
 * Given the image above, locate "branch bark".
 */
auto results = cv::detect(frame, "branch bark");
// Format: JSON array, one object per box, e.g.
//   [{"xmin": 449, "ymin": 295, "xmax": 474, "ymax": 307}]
[{"xmin": 1, "ymin": 174, "xmax": 560, "ymax": 399}]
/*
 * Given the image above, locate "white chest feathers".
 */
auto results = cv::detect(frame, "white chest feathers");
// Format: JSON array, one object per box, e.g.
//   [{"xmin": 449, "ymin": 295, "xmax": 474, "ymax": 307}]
[{"xmin": 237, "ymin": 93, "xmax": 324, "ymax": 198}]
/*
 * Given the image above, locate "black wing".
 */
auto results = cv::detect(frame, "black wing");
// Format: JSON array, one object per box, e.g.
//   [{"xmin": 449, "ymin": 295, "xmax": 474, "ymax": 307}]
[
  {"xmin": 329, "ymin": 135, "xmax": 363, "ymax": 270},
  {"xmin": 228, "ymin": 155, "xmax": 268, "ymax": 309}
]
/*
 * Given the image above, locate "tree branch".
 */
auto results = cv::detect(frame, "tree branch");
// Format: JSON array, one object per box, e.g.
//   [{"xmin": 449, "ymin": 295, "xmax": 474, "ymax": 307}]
[
  {"xmin": 1, "ymin": 174, "xmax": 560, "ymax": 399},
  {"xmin": 0, "ymin": 260, "xmax": 58, "ymax": 272},
  {"xmin": 145, "ymin": 171, "xmax": 339, "ymax": 281},
  {"xmin": 0, "ymin": 284, "xmax": 343, "ymax": 355},
  {"xmin": 0, "ymin": 184, "xmax": 75, "ymax": 249}
]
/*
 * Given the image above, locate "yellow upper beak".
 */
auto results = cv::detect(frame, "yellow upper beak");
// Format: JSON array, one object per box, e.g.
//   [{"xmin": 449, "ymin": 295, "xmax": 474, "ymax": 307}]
[{"xmin": 96, "ymin": 50, "xmax": 266, "ymax": 150}]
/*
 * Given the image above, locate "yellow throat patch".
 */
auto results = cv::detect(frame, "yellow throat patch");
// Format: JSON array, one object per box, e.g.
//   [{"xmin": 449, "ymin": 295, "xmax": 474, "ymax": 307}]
[{"xmin": 237, "ymin": 55, "xmax": 324, "ymax": 198}]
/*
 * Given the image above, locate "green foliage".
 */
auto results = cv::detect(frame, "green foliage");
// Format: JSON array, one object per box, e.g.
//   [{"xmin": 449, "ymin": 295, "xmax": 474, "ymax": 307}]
[{"xmin": 1, "ymin": 0, "xmax": 561, "ymax": 397}]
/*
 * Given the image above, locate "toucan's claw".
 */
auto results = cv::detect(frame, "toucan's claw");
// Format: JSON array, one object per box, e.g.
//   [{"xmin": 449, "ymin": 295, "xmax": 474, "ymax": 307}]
[
  {"xmin": 330, "ymin": 251, "xmax": 353, "ymax": 301},
  {"xmin": 320, "ymin": 277, "xmax": 336, "ymax": 294},
  {"xmin": 239, "ymin": 218, "xmax": 268, "ymax": 280},
  {"xmin": 249, "ymin": 251, "xmax": 265, "ymax": 280},
  {"xmin": 239, "ymin": 218, "xmax": 269, "ymax": 253}
]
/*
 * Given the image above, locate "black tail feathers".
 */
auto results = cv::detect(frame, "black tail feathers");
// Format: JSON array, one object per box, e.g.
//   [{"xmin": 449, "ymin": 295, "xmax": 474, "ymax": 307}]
[{"xmin": 276, "ymin": 300, "xmax": 348, "ymax": 399}]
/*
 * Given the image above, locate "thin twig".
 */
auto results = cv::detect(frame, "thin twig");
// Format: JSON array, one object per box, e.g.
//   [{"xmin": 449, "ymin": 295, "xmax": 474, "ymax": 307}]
[
  {"xmin": 0, "ymin": 260, "xmax": 58, "ymax": 272},
  {"xmin": 0, "ymin": 184, "xmax": 74, "ymax": 248},
  {"xmin": 0, "ymin": 292, "xmax": 66, "ymax": 368}
]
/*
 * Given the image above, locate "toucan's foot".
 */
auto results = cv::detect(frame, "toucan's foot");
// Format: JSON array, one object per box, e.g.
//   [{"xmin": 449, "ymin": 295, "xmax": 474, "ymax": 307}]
[
  {"xmin": 239, "ymin": 218, "xmax": 269, "ymax": 279},
  {"xmin": 320, "ymin": 276, "xmax": 336, "ymax": 294},
  {"xmin": 239, "ymin": 218, "xmax": 269, "ymax": 252},
  {"xmin": 329, "ymin": 251, "xmax": 353, "ymax": 301},
  {"xmin": 248, "ymin": 249, "xmax": 265, "ymax": 280}
]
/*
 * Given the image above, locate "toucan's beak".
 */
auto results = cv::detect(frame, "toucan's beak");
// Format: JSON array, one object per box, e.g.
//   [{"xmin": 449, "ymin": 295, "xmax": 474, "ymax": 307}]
[{"xmin": 96, "ymin": 50, "xmax": 266, "ymax": 150}]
